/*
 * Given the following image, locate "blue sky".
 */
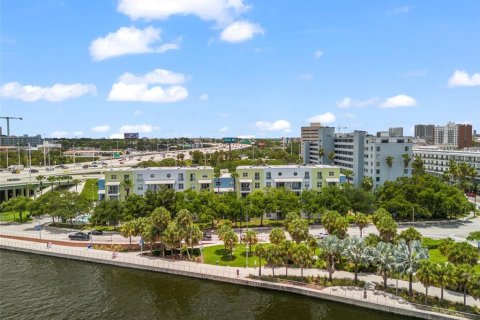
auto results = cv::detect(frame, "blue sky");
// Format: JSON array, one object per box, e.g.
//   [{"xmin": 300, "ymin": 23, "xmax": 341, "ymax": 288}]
[{"xmin": 1, "ymin": 0, "xmax": 479, "ymax": 139}]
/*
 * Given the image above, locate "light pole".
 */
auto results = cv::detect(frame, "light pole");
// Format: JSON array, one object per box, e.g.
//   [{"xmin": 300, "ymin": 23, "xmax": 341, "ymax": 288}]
[{"xmin": 17, "ymin": 143, "xmax": 20, "ymax": 165}]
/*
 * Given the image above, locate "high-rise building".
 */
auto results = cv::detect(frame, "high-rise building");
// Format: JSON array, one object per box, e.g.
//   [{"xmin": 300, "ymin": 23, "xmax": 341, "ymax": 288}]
[
  {"xmin": 303, "ymin": 126, "xmax": 413, "ymax": 188},
  {"xmin": 389, "ymin": 127, "xmax": 403, "ymax": 137},
  {"xmin": 414, "ymin": 124, "xmax": 435, "ymax": 144},
  {"xmin": 300, "ymin": 122, "xmax": 322, "ymax": 155},
  {"xmin": 433, "ymin": 122, "xmax": 472, "ymax": 149},
  {"xmin": 0, "ymin": 134, "xmax": 43, "ymax": 146}
]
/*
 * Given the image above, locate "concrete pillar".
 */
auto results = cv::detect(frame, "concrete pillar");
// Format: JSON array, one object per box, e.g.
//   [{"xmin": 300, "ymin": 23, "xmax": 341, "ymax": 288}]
[{"xmin": 4, "ymin": 190, "xmax": 8, "ymax": 202}]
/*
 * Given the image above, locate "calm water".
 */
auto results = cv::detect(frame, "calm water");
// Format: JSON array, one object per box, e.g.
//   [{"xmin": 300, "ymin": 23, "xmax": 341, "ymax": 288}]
[{"xmin": 0, "ymin": 250, "xmax": 414, "ymax": 320}]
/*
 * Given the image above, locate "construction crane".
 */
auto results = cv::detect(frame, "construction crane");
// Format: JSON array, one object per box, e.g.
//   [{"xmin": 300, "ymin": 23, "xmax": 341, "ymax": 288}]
[
  {"xmin": 337, "ymin": 125, "xmax": 347, "ymax": 133},
  {"xmin": 0, "ymin": 116, "xmax": 23, "ymax": 145}
]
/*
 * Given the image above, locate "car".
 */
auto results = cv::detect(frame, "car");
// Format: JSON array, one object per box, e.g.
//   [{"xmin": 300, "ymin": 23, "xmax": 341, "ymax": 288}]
[
  {"xmin": 82, "ymin": 165, "xmax": 89, "ymax": 169},
  {"xmin": 87, "ymin": 230, "xmax": 103, "ymax": 236},
  {"xmin": 119, "ymin": 161, "xmax": 125, "ymax": 164},
  {"xmin": 316, "ymin": 232, "xmax": 329, "ymax": 239},
  {"xmin": 7, "ymin": 178, "xmax": 21, "ymax": 181},
  {"xmin": 92, "ymin": 164, "xmax": 98, "ymax": 167},
  {"xmin": 30, "ymin": 169, "xmax": 39, "ymax": 173},
  {"xmin": 202, "ymin": 233, "xmax": 212, "ymax": 240},
  {"xmin": 68, "ymin": 232, "xmax": 90, "ymax": 241},
  {"xmin": 46, "ymin": 167, "xmax": 54, "ymax": 171}
]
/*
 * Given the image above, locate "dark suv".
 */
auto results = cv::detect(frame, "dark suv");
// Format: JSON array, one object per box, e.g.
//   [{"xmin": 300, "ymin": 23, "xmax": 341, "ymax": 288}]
[{"xmin": 68, "ymin": 232, "xmax": 90, "ymax": 241}]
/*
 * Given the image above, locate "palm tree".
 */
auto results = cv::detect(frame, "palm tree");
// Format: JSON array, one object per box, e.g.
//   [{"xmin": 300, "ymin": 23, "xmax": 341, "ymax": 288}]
[
  {"xmin": 72, "ymin": 179, "xmax": 81, "ymax": 192},
  {"xmin": 456, "ymin": 264, "xmax": 475, "ymax": 305},
  {"xmin": 355, "ymin": 213, "xmax": 369, "ymax": 238},
  {"xmin": 433, "ymin": 262, "xmax": 455, "ymax": 301},
  {"xmin": 343, "ymin": 237, "xmax": 368, "ymax": 284},
  {"xmin": 242, "ymin": 229, "xmax": 258, "ymax": 248},
  {"xmin": 328, "ymin": 151, "xmax": 336, "ymax": 164},
  {"xmin": 385, "ymin": 156, "xmax": 394, "ymax": 180},
  {"xmin": 318, "ymin": 148, "xmax": 325, "ymax": 163},
  {"xmin": 369, "ymin": 241, "xmax": 396, "ymax": 288},
  {"xmin": 120, "ymin": 219, "xmax": 140, "ymax": 250},
  {"xmin": 264, "ymin": 244, "xmax": 283, "ymax": 276},
  {"xmin": 412, "ymin": 155, "xmax": 425, "ymax": 175},
  {"xmin": 269, "ymin": 228, "xmax": 286, "ymax": 245},
  {"xmin": 416, "ymin": 260, "xmax": 436, "ymax": 304},
  {"xmin": 287, "ymin": 218, "xmax": 309, "ymax": 244},
  {"xmin": 254, "ymin": 244, "xmax": 267, "ymax": 276},
  {"xmin": 121, "ymin": 179, "xmax": 133, "ymax": 198},
  {"xmin": 214, "ymin": 171, "xmax": 221, "ymax": 193},
  {"xmin": 223, "ymin": 229, "xmax": 238, "ymax": 258},
  {"xmin": 150, "ymin": 207, "xmax": 172, "ymax": 256},
  {"xmin": 36, "ymin": 175, "xmax": 45, "ymax": 195},
  {"xmin": 47, "ymin": 176, "xmax": 56, "ymax": 191},
  {"xmin": 395, "ymin": 240, "xmax": 429, "ymax": 296},
  {"xmin": 319, "ymin": 235, "xmax": 343, "ymax": 281},
  {"xmin": 230, "ymin": 171, "xmax": 239, "ymax": 193},
  {"xmin": 292, "ymin": 243, "xmax": 313, "ymax": 278},
  {"xmin": 402, "ymin": 153, "xmax": 411, "ymax": 176},
  {"xmin": 360, "ymin": 176, "xmax": 373, "ymax": 192},
  {"xmin": 280, "ymin": 240, "xmax": 295, "ymax": 276}
]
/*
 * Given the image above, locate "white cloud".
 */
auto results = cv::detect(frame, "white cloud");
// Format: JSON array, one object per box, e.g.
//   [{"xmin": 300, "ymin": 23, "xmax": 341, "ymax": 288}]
[
  {"xmin": 1, "ymin": 82, "xmax": 96, "ymax": 102},
  {"xmin": 50, "ymin": 131, "xmax": 69, "ymax": 138},
  {"xmin": 72, "ymin": 131, "xmax": 83, "ymax": 136},
  {"xmin": 117, "ymin": 0, "xmax": 250, "ymax": 25},
  {"xmin": 92, "ymin": 125, "xmax": 111, "ymax": 132},
  {"xmin": 314, "ymin": 50, "xmax": 323, "ymax": 59},
  {"xmin": 380, "ymin": 94, "xmax": 417, "ymax": 108},
  {"xmin": 199, "ymin": 93, "xmax": 209, "ymax": 101},
  {"xmin": 119, "ymin": 124, "xmax": 159, "ymax": 133},
  {"xmin": 107, "ymin": 68, "xmax": 188, "ymax": 103},
  {"xmin": 220, "ymin": 21, "xmax": 264, "ymax": 42},
  {"xmin": 256, "ymin": 120, "xmax": 291, "ymax": 132},
  {"xmin": 448, "ymin": 70, "xmax": 480, "ymax": 87},
  {"xmin": 219, "ymin": 126, "xmax": 229, "ymax": 133},
  {"xmin": 336, "ymin": 97, "xmax": 378, "ymax": 109},
  {"xmin": 387, "ymin": 6, "xmax": 410, "ymax": 14},
  {"xmin": 89, "ymin": 26, "xmax": 178, "ymax": 61},
  {"xmin": 109, "ymin": 133, "xmax": 124, "ymax": 139},
  {"xmin": 308, "ymin": 112, "xmax": 336, "ymax": 124}
]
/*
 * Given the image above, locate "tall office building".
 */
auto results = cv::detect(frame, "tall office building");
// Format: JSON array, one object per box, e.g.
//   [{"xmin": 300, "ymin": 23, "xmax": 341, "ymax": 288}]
[
  {"xmin": 300, "ymin": 122, "xmax": 322, "ymax": 155},
  {"xmin": 414, "ymin": 124, "xmax": 435, "ymax": 144},
  {"xmin": 303, "ymin": 126, "xmax": 413, "ymax": 188},
  {"xmin": 433, "ymin": 122, "xmax": 472, "ymax": 149}
]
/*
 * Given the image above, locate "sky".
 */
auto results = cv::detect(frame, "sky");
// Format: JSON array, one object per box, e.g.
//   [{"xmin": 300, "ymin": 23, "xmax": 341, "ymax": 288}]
[{"xmin": 1, "ymin": 0, "xmax": 479, "ymax": 139}]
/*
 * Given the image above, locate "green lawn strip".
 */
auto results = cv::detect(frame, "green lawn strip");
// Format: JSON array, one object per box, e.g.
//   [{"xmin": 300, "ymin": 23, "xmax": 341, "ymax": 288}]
[
  {"xmin": 80, "ymin": 179, "xmax": 98, "ymax": 201},
  {"xmin": 428, "ymin": 249, "xmax": 448, "ymax": 263},
  {"xmin": 0, "ymin": 211, "xmax": 32, "ymax": 222},
  {"xmin": 202, "ymin": 244, "xmax": 264, "ymax": 268}
]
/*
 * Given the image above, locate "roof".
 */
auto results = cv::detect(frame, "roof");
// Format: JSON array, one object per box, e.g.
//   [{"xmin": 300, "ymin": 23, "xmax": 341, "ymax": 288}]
[
  {"xmin": 326, "ymin": 178, "xmax": 340, "ymax": 183},
  {"xmin": 105, "ymin": 181, "xmax": 120, "ymax": 186}
]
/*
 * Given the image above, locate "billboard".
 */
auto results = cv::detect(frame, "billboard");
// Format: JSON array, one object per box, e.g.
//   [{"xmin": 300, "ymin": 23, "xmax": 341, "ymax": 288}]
[
  {"xmin": 124, "ymin": 133, "xmax": 139, "ymax": 139},
  {"xmin": 223, "ymin": 137, "xmax": 237, "ymax": 143}
]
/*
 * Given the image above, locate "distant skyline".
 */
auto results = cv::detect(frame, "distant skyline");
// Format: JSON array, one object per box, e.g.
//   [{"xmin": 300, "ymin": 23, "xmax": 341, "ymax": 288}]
[{"xmin": 1, "ymin": 0, "xmax": 479, "ymax": 139}]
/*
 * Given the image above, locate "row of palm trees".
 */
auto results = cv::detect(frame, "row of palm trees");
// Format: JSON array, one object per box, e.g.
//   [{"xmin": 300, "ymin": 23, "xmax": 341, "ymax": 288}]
[{"xmin": 35, "ymin": 175, "xmax": 81, "ymax": 194}]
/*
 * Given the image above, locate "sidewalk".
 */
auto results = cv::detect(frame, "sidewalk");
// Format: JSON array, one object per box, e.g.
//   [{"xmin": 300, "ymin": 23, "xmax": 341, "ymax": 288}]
[{"xmin": 0, "ymin": 237, "xmax": 467, "ymax": 320}]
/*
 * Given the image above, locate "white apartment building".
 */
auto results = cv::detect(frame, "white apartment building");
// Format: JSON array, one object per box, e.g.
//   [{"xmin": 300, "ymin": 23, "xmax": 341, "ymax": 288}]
[{"xmin": 413, "ymin": 146, "xmax": 480, "ymax": 183}]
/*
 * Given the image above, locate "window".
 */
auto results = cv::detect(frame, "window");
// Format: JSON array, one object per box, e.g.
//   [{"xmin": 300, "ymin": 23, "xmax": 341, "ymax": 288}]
[
  {"xmin": 317, "ymin": 172, "xmax": 322, "ymax": 179},
  {"xmin": 305, "ymin": 181, "xmax": 310, "ymax": 189},
  {"xmin": 178, "ymin": 173, "xmax": 184, "ymax": 181},
  {"xmin": 278, "ymin": 172, "xmax": 283, "ymax": 176},
  {"xmin": 376, "ymin": 162, "xmax": 380, "ymax": 167},
  {"xmin": 138, "ymin": 186, "xmax": 143, "ymax": 191},
  {"xmin": 150, "ymin": 174, "xmax": 155, "ymax": 178},
  {"xmin": 202, "ymin": 174, "xmax": 208, "ymax": 178},
  {"xmin": 137, "ymin": 174, "xmax": 143, "ymax": 179},
  {"xmin": 190, "ymin": 173, "xmax": 195, "ymax": 181},
  {"xmin": 243, "ymin": 172, "xmax": 248, "ymax": 177},
  {"xmin": 405, "ymin": 146, "xmax": 409, "ymax": 151},
  {"xmin": 266, "ymin": 172, "xmax": 271, "ymax": 179},
  {"xmin": 404, "ymin": 169, "xmax": 408, "ymax": 174},
  {"xmin": 255, "ymin": 183, "xmax": 260, "ymax": 188},
  {"xmin": 124, "ymin": 175, "xmax": 129, "ymax": 180},
  {"xmin": 167, "ymin": 174, "xmax": 171, "ymax": 178},
  {"xmin": 266, "ymin": 182, "xmax": 271, "ymax": 187},
  {"xmin": 376, "ymin": 146, "xmax": 381, "ymax": 152},
  {"xmin": 111, "ymin": 175, "xmax": 117, "ymax": 180},
  {"xmin": 200, "ymin": 183, "xmax": 210, "ymax": 190},
  {"xmin": 178, "ymin": 183, "xmax": 184, "ymax": 190},
  {"xmin": 376, "ymin": 177, "xmax": 380, "ymax": 182},
  {"xmin": 304, "ymin": 172, "xmax": 310, "ymax": 179},
  {"xmin": 293, "ymin": 172, "xmax": 298, "ymax": 176},
  {"xmin": 376, "ymin": 169, "xmax": 380, "ymax": 174},
  {"xmin": 317, "ymin": 182, "xmax": 322, "ymax": 188},
  {"xmin": 254, "ymin": 172, "xmax": 260, "ymax": 180},
  {"xmin": 329, "ymin": 171, "xmax": 334, "ymax": 176}
]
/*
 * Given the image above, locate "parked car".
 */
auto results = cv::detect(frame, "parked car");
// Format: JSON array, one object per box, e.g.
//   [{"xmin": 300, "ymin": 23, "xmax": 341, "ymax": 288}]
[
  {"xmin": 7, "ymin": 178, "xmax": 21, "ymax": 181},
  {"xmin": 202, "ymin": 233, "xmax": 212, "ymax": 240},
  {"xmin": 68, "ymin": 232, "xmax": 90, "ymax": 241},
  {"xmin": 30, "ymin": 169, "xmax": 39, "ymax": 173},
  {"xmin": 88, "ymin": 230, "xmax": 103, "ymax": 236},
  {"xmin": 46, "ymin": 167, "xmax": 54, "ymax": 171},
  {"xmin": 316, "ymin": 232, "xmax": 329, "ymax": 239},
  {"xmin": 82, "ymin": 165, "xmax": 89, "ymax": 169}
]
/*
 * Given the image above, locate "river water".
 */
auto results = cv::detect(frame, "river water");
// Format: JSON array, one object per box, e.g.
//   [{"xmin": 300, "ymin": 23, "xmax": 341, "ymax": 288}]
[{"xmin": 0, "ymin": 250, "xmax": 414, "ymax": 320}]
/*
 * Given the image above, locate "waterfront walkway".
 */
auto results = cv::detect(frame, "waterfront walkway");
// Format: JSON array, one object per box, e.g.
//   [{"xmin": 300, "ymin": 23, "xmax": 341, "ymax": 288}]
[{"xmin": 0, "ymin": 237, "xmax": 475, "ymax": 320}]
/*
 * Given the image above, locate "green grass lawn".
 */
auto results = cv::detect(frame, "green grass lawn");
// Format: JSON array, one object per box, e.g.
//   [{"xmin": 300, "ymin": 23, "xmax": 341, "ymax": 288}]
[
  {"xmin": 429, "ymin": 248, "xmax": 480, "ymax": 274},
  {"xmin": 202, "ymin": 244, "xmax": 264, "ymax": 268},
  {"xmin": 0, "ymin": 211, "xmax": 31, "ymax": 223},
  {"xmin": 80, "ymin": 179, "xmax": 98, "ymax": 201}
]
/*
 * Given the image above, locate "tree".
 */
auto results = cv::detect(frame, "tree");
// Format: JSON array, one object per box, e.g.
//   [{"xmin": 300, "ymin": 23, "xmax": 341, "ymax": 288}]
[
  {"xmin": 121, "ymin": 179, "xmax": 133, "ymax": 198},
  {"xmin": 36, "ymin": 175, "xmax": 46, "ymax": 195},
  {"xmin": 416, "ymin": 260, "xmax": 436, "ymax": 304},
  {"xmin": 246, "ymin": 190, "xmax": 268, "ymax": 227},
  {"xmin": 373, "ymin": 211, "xmax": 397, "ymax": 243},
  {"xmin": 328, "ymin": 151, "xmax": 336, "ymax": 164},
  {"xmin": 369, "ymin": 241, "xmax": 396, "ymax": 288},
  {"xmin": 301, "ymin": 189, "xmax": 321, "ymax": 223},
  {"xmin": 150, "ymin": 207, "xmax": 172, "ymax": 256},
  {"xmin": 320, "ymin": 211, "xmax": 348, "ymax": 239},
  {"xmin": 292, "ymin": 243, "xmax": 313, "ymax": 277},
  {"xmin": 319, "ymin": 235, "xmax": 343, "ymax": 281},
  {"xmin": 122, "ymin": 194, "xmax": 149, "ymax": 220},
  {"xmin": 318, "ymin": 148, "xmax": 324, "ymax": 160},
  {"xmin": 162, "ymin": 221, "xmax": 182, "ymax": 257},
  {"xmin": 455, "ymin": 264, "xmax": 475, "ymax": 305},
  {"xmin": 385, "ymin": 156, "xmax": 394, "ymax": 180},
  {"xmin": 175, "ymin": 209, "xmax": 194, "ymax": 260},
  {"xmin": 433, "ymin": 262, "xmax": 455, "ymax": 301},
  {"xmin": 402, "ymin": 153, "xmax": 411, "ymax": 175},
  {"xmin": 361, "ymin": 176, "xmax": 373, "ymax": 192},
  {"xmin": 91, "ymin": 199, "xmax": 123, "ymax": 229},
  {"xmin": 269, "ymin": 228, "xmax": 286, "ymax": 245},
  {"xmin": 72, "ymin": 179, "xmax": 81, "ymax": 192},
  {"xmin": 120, "ymin": 219, "xmax": 140, "ymax": 249},
  {"xmin": 223, "ymin": 229, "xmax": 238, "ymax": 257},
  {"xmin": 0, "ymin": 196, "xmax": 33, "ymax": 222},
  {"xmin": 466, "ymin": 231, "xmax": 480, "ymax": 242},
  {"xmin": 264, "ymin": 244, "xmax": 283, "ymax": 276},
  {"xmin": 446, "ymin": 242, "xmax": 480, "ymax": 266},
  {"xmin": 399, "ymin": 227, "xmax": 422, "ymax": 245},
  {"xmin": 412, "ymin": 155, "xmax": 425, "ymax": 175},
  {"xmin": 280, "ymin": 240, "xmax": 295, "ymax": 276},
  {"xmin": 230, "ymin": 171, "xmax": 239, "ymax": 193},
  {"xmin": 355, "ymin": 213, "xmax": 369, "ymax": 238},
  {"xmin": 287, "ymin": 218, "xmax": 309, "ymax": 244},
  {"xmin": 254, "ymin": 244, "xmax": 267, "ymax": 276},
  {"xmin": 395, "ymin": 240, "xmax": 429, "ymax": 296},
  {"xmin": 55, "ymin": 191, "xmax": 91, "ymax": 227},
  {"xmin": 343, "ymin": 237, "xmax": 368, "ymax": 284},
  {"xmin": 214, "ymin": 171, "xmax": 221, "ymax": 193},
  {"xmin": 47, "ymin": 176, "xmax": 56, "ymax": 191}
]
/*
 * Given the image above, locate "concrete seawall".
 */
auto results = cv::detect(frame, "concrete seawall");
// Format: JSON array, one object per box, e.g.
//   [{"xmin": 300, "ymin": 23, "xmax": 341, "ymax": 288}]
[{"xmin": 0, "ymin": 242, "xmax": 470, "ymax": 320}]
